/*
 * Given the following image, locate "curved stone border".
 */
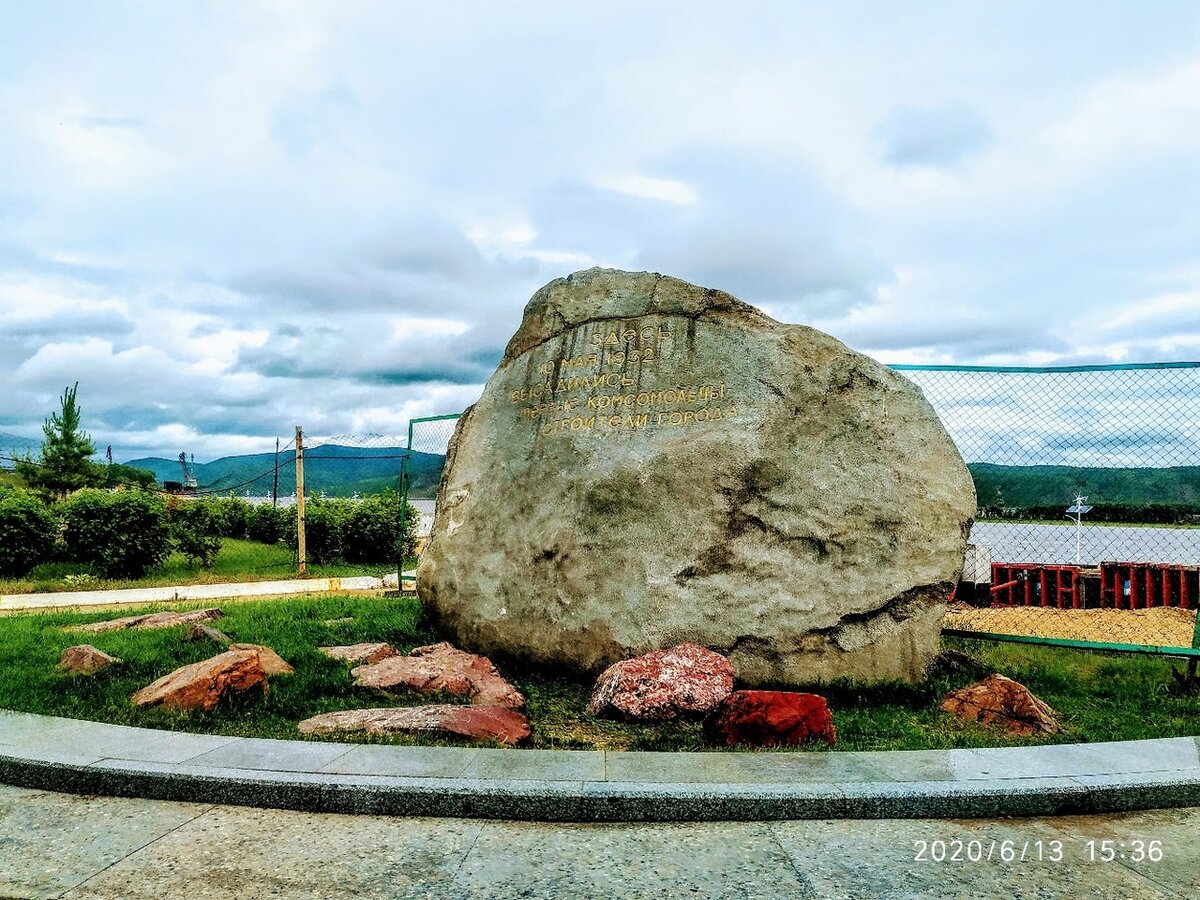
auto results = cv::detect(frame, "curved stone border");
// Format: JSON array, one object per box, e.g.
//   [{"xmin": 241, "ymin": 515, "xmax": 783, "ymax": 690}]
[{"xmin": 3, "ymin": 711, "xmax": 1200, "ymax": 821}]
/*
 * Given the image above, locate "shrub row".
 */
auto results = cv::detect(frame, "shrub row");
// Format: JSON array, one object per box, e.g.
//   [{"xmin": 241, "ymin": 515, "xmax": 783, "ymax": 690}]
[
  {"xmin": 293, "ymin": 493, "xmax": 418, "ymax": 565},
  {"xmin": 0, "ymin": 489, "xmax": 417, "ymax": 579}
]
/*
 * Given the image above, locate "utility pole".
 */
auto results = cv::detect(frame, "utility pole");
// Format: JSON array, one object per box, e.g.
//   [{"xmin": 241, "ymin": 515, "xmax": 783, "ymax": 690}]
[
  {"xmin": 295, "ymin": 425, "xmax": 306, "ymax": 576},
  {"xmin": 272, "ymin": 437, "xmax": 280, "ymax": 508}
]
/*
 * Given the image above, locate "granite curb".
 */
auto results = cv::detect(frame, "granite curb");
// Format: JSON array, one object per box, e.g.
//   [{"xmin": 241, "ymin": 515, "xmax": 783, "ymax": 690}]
[{"xmin": 3, "ymin": 711, "xmax": 1200, "ymax": 822}]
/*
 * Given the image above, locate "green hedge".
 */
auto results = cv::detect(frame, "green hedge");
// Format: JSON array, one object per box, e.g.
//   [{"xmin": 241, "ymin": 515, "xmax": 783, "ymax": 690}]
[
  {"xmin": 60, "ymin": 489, "xmax": 171, "ymax": 578},
  {"xmin": 0, "ymin": 492, "xmax": 58, "ymax": 577},
  {"xmin": 291, "ymin": 493, "xmax": 418, "ymax": 565},
  {"xmin": 168, "ymin": 498, "xmax": 223, "ymax": 567},
  {"xmin": 248, "ymin": 503, "xmax": 290, "ymax": 545}
]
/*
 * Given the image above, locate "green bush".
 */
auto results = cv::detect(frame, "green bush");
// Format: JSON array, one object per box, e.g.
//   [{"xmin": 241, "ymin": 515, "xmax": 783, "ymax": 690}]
[
  {"xmin": 0, "ymin": 491, "xmax": 58, "ymax": 577},
  {"xmin": 60, "ymin": 489, "xmax": 170, "ymax": 578},
  {"xmin": 169, "ymin": 498, "xmax": 223, "ymax": 567},
  {"xmin": 248, "ymin": 503, "xmax": 289, "ymax": 544},
  {"xmin": 292, "ymin": 498, "xmax": 348, "ymax": 564},
  {"xmin": 343, "ymin": 492, "xmax": 419, "ymax": 564},
  {"xmin": 206, "ymin": 496, "xmax": 252, "ymax": 539}
]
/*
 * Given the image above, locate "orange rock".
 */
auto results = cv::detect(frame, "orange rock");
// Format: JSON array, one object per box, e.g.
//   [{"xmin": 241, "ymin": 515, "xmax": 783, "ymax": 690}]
[
  {"xmin": 131, "ymin": 648, "xmax": 267, "ymax": 712},
  {"xmin": 318, "ymin": 642, "xmax": 399, "ymax": 665},
  {"xmin": 940, "ymin": 674, "xmax": 1061, "ymax": 736},
  {"xmin": 229, "ymin": 643, "xmax": 294, "ymax": 676},
  {"xmin": 59, "ymin": 644, "xmax": 121, "ymax": 675},
  {"xmin": 297, "ymin": 705, "xmax": 531, "ymax": 746},
  {"xmin": 351, "ymin": 642, "xmax": 525, "ymax": 708}
]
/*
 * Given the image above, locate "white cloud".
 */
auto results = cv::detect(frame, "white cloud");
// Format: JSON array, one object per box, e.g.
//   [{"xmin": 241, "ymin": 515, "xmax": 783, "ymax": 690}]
[
  {"xmin": 1, "ymin": 3, "xmax": 1199, "ymax": 457},
  {"xmin": 592, "ymin": 173, "xmax": 699, "ymax": 206}
]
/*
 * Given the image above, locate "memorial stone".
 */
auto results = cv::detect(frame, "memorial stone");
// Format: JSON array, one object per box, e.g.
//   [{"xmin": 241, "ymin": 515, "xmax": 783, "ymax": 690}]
[{"xmin": 418, "ymin": 268, "xmax": 975, "ymax": 683}]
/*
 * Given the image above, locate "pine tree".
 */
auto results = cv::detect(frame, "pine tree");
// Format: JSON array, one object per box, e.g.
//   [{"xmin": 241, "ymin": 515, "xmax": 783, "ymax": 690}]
[{"xmin": 16, "ymin": 383, "xmax": 101, "ymax": 498}]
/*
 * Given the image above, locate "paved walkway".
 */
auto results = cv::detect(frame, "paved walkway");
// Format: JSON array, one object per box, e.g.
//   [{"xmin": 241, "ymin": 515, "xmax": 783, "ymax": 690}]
[
  {"xmin": 1, "ymin": 783, "xmax": 1197, "ymax": 898},
  {"xmin": 0, "ymin": 576, "xmax": 389, "ymax": 612},
  {"xmin": 5, "ymin": 711, "xmax": 1200, "ymax": 821}
]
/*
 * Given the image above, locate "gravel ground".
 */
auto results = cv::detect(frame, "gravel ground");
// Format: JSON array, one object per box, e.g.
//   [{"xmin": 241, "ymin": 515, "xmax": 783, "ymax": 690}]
[{"xmin": 944, "ymin": 604, "xmax": 1198, "ymax": 647}]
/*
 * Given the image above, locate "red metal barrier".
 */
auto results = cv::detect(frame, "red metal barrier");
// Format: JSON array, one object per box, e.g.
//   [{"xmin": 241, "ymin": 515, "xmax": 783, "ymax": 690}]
[
  {"xmin": 1099, "ymin": 562, "xmax": 1196, "ymax": 610},
  {"xmin": 990, "ymin": 563, "xmax": 1082, "ymax": 609}
]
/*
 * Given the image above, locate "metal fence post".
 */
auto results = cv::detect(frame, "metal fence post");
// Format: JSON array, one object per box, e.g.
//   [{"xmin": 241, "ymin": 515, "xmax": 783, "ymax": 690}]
[
  {"xmin": 397, "ymin": 418, "xmax": 413, "ymax": 591},
  {"xmin": 295, "ymin": 425, "xmax": 306, "ymax": 577}
]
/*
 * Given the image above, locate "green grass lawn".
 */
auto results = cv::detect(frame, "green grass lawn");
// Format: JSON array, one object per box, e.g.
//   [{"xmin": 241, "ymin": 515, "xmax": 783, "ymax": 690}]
[
  {"xmin": 0, "ymin": 538, "xmax": 406, "ymax": 595},
  {"xmin": 2, "ymin": 593, "xmax": 1198, "ymax": 751}
]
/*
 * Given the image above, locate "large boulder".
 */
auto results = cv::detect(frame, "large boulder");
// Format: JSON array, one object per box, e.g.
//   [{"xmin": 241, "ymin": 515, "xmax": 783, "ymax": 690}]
[
  {"xmin": 585, "ymin": 642, "xmax": 734, "ymax": 720},
  {"xmin": 418, "ymin": 268, "xmax": 975, "ymax": 684}
]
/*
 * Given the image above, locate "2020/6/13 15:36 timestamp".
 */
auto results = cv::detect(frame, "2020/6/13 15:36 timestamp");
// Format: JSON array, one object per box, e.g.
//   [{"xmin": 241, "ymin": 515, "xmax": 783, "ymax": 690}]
[{"xmin": 913, "ymin": 839, "xmax": 1164, "ymax": 863}]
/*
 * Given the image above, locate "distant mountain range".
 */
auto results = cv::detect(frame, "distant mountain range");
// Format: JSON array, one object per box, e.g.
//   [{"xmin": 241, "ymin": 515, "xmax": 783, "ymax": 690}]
[
  {"xmin": 125, "ymin": 444, "xmax": 447, "ymax": 499},
  {"xmin": 9, "ymin": 427, "xmax": 1200, "ymax": 511},
  {"xmin": 969, "ymin": 463, "xmax": 1200, "ymax": 508}
]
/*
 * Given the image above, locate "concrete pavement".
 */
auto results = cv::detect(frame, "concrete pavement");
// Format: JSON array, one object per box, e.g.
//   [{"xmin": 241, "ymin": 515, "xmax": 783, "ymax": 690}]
[
  {"xmin": 6, "ymin": 711, "xmax": 1200, "ymax": 821},
  {"xmin": 2, "ymin": 783, "xmax": 1198, "ymax": 898}
]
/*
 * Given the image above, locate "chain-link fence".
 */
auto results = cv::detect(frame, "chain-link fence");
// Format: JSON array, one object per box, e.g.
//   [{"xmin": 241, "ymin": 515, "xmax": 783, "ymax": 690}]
[
  {"xmin": 354, "ymin": 365, "xmax": 1200, "ymax": 658},
  {"xmin": 8, "ymin": 359, "xmax": 1200, "ymax": 662},
  {"xmin": 398, "ymin": 414, "xmax": 462, "ymax": 587},
  {"xmin": 898, "ymin": 362, "xmax": 1200, "ymax": 658}
]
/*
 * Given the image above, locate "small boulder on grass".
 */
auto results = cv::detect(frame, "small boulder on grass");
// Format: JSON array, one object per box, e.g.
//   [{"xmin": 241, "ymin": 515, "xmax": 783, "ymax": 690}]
[
  {"xmin": 229, "ymin": 643, "xmax": 294, "ymax": 676},
  {"xmin": 586, "ymin": 643, "xmax": 734, "ymax": 721},
  {"xmin": 183, "ymin": 623, "xmax": 233, "ymax": 646},
  {"xmin": 71, "ymin": 608, "xmax": 224, "ymax": 634},
  {"xmin": 319, "ymin": 642, "xmax": 399, "ymax": 665},
  {"xmin": 297, "ymin": 705, "xmax": 531, "ymax": 746},
  {"xmin": 131, "ymin": 648, "xmax": 267, "ymax": 712},
  {"xmin": 705, "ymin": 690, "xmax": 837, "ymax": 748},
  {"xmin": 351, "ymin": 642, "xmax": 525, "ymax": 709},
  {"xmin": 939, "ymin": 674, "xmax": 1061, "ymax": 736},
  {"xmin": 59, "ymin": 644, "xmax": 121, "ymax": 675}
]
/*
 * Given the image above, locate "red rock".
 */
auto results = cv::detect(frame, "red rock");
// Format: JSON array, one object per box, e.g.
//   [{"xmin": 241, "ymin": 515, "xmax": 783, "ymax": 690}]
[
  {"xmin": 297, "ymin": 705, "xmax": 530, "ymax": 746},
  {"xmin": 585, "ymin": 642, "xmax": 733, "ymax": 720},
  {"xmin": 940, "ymin": 674, "xmax": 1061, "ymax": 736},
  {"xmin": 59, "ymin": 644, "xmax": 121, "ymax": 675},
  {"xmin": 131, "ymin": 648, "xmax": 267, "ymax": 711},
  {"xmin": 318, "ymin": 642, "xmax": 399, "ymax": 665},
  {"xmin": 73, "ymin": 608, "xmax": 224, "ymax": 634},
  {"xmin": 705, "ymin": 690, "xmax": 837, "ymax": 748},
  {"xmin": 352, "ymin": 642, "xmax": 525, "ymax": 708},
  {"xmin": 229, "ymin": 643, "xmax": 294, "ymax": 676}
]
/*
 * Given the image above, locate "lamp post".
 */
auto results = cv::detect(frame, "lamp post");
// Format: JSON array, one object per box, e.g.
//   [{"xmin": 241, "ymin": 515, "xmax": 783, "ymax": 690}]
[{"xmin": 1065, "ymin": 494, "xmax": 1092, "ymax": 566}]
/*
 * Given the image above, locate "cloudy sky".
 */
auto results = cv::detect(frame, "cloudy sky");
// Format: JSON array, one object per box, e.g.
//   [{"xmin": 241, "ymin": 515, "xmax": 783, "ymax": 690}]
[{"xmin": 2, "ymin": 1, "xmax": 1200, "ymax": 461}]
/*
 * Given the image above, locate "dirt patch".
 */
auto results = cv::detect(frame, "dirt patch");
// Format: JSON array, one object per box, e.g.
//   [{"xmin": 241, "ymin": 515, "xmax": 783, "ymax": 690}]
[{"xmin": 943, "ymin": 603, "xmax": 1198, "ymax": 648}]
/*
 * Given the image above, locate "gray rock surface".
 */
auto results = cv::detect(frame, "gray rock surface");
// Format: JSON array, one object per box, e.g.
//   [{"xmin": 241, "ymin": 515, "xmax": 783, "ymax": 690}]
[{"xmin": 418, "ymin": 268, "xmax": 974, "ymax": 683}]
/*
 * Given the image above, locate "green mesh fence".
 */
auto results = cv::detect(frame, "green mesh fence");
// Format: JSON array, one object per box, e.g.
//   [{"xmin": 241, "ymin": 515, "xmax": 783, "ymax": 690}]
[
  {"xmin": 896, "ymin": 362, "xmax": 1200, "ymax": 657},
  {"xmin": 398, "ymin": 413, "xmax": 462, "ymax": 586}
]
